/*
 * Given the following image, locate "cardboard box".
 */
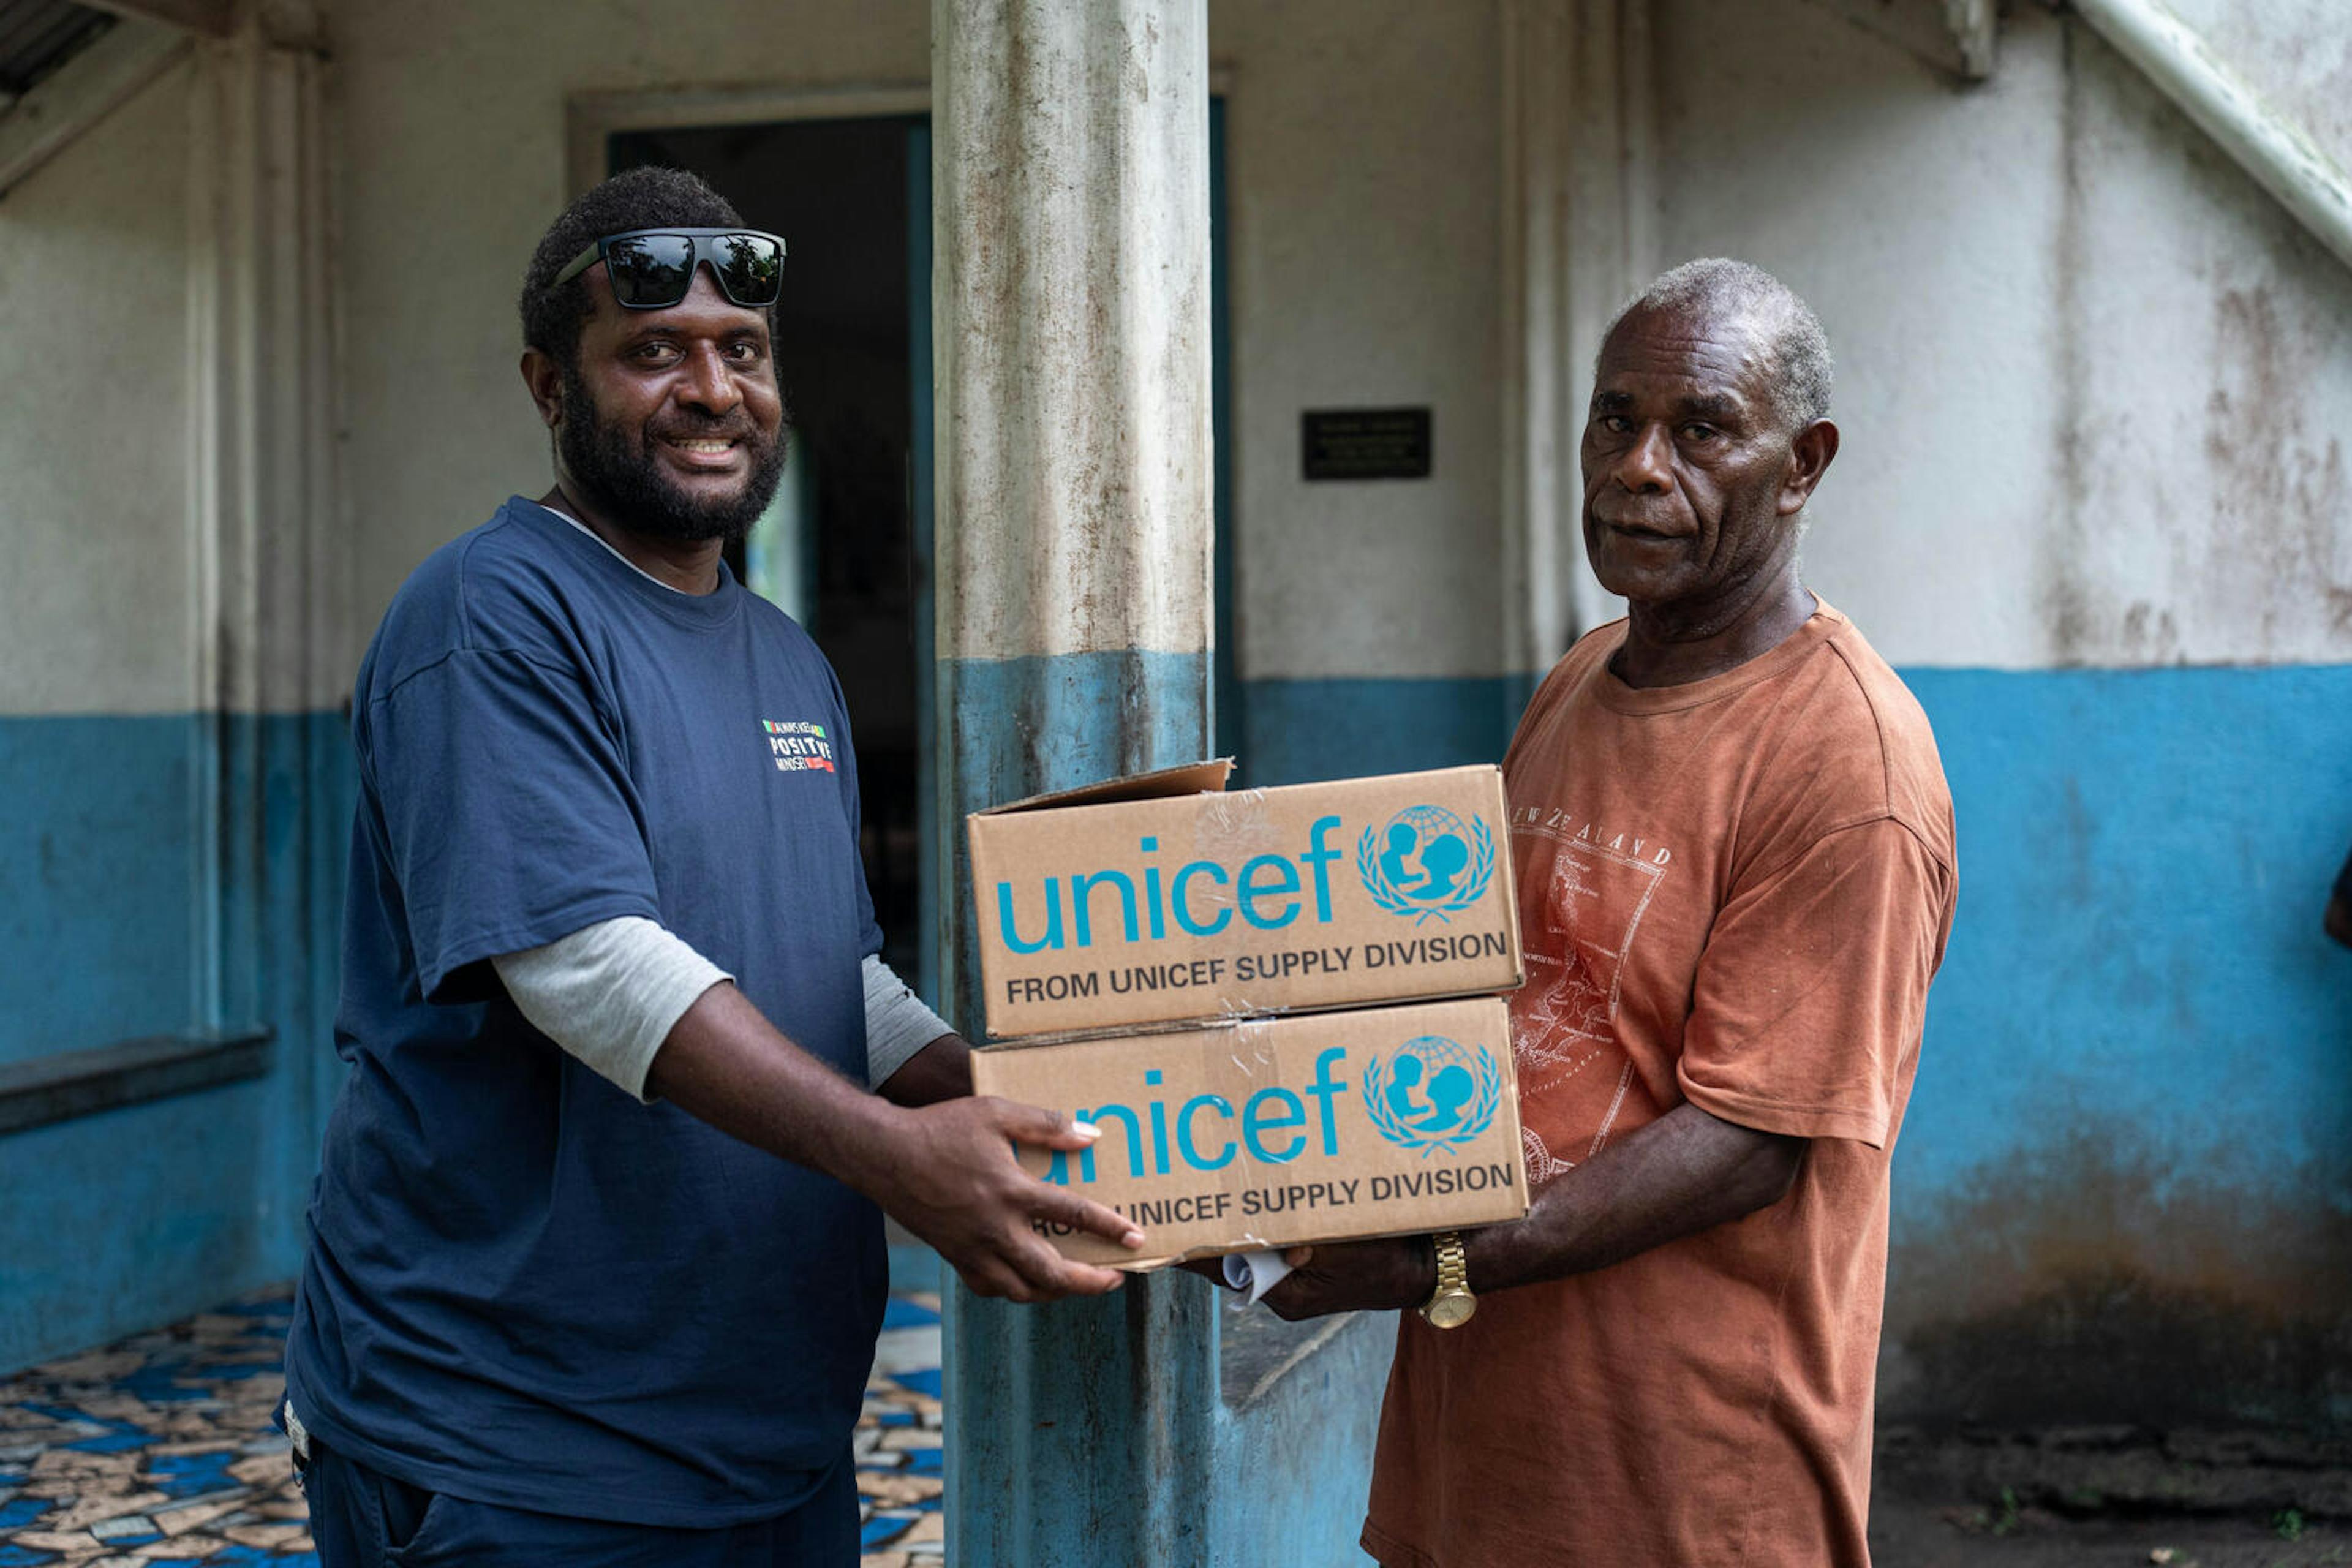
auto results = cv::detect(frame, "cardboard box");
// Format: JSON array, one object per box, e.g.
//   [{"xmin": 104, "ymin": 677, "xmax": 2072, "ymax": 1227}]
[
  {"xmin": 968, "ymin": 762, "xmax": 1523, "ymax": 1039},
  {"xmin": 971, "ymin": 997, "xmax": 1528, "ymax": 1267}
]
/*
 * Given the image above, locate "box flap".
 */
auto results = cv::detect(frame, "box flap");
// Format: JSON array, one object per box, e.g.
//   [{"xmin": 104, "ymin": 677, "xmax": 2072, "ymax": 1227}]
[{"xmin": 977, "ymin": 758, "xmax": 1234, "ymax": 816}]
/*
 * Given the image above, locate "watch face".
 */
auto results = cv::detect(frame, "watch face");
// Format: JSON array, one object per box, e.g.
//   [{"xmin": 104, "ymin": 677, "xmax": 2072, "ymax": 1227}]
[{"xmin": 1426, "ymin": 1292, "xmax": 1476, "ymax": 1330}]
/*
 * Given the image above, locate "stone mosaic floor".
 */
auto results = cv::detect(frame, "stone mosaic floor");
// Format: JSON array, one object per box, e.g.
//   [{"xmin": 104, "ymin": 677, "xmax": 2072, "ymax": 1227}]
[
  {"xmin": 856, "ymin": 1292, "xmax": 948, "ymax": 1564},
  {"xmin": 0, "ymin": 1287, "xmax": 948, "ymax": 1567}
]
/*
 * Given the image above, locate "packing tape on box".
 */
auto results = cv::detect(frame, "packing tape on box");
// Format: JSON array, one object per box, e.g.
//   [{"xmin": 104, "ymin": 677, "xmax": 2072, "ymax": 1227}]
[
  {"xmin": 1191, "ymin": 786, "xmax": 1279, "ymax": 867},
  {"xmin": 1221, "ymin": 1249, "xmax": 1294, "ymax": 1310}
]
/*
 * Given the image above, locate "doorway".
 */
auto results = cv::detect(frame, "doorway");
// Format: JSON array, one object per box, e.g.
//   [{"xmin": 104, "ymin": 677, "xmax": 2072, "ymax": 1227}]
[{"xmin": 610, "ymin": 118, "xmax": 930, "ymax": 985}]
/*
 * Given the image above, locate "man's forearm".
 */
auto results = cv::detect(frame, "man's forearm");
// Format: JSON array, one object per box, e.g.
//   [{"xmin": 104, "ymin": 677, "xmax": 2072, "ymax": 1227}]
[
  {"xmin": 644, "ymin": 982, "xmax": 1144, "ymax": 1300},
  {"xmin": 1256, "ymin": 1101, "xmax": 1807, "ymax": 1322},
  {"xmin": 645, "ymin": 981, "xmax": 907, "ymax": 1193},
  {"xmin": 878, "ymin": 1033, "xmax": 973, "ymax": 1107},
  {"xmin": 1464, "ymin": 1101, "xmax": 1806, "ymax": 1293}
]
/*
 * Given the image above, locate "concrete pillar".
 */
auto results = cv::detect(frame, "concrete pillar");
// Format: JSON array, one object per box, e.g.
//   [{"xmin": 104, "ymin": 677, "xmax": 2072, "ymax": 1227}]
[
  {"xmin": 186, "ymin": 5, "xmax": 350, "ymax": 1218},
  {"xmin": 930, "ymin": 0, "xmax": 1216, "ymax": 1562}
]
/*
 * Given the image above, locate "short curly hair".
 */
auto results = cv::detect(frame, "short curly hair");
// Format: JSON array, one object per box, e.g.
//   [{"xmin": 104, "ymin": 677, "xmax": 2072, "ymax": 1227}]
[
  {"xmin": 1602, "ymin": 258, "xmax": 1833, "ymax": 432},
  {"xmin": 518, "ymin": 165, "xmax": 765, "ymax": 372}
]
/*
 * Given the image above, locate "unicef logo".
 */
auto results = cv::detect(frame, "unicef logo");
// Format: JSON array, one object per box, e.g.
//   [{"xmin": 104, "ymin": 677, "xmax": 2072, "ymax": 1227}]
[
  {"xmin": 1362, "ymin": 1036, "xmax": 1504, "ymax": 1156},
  {"xmin": 1355, "ymin": 804, "xmax": 1495, "ymax": 925}
]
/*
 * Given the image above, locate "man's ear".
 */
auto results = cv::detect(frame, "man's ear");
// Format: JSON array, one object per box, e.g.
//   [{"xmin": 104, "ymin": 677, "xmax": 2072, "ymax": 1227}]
[
  {"xmin": 521, "ymin": 349, "xmax": 564, "ymax": 432},
  {"xmin": 1777, "ymin": 418, "xmax": 1839, "ymax": 517}
]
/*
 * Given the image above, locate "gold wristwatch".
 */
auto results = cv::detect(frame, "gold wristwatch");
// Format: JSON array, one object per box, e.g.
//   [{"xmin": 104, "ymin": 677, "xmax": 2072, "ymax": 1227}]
[{"xmin": 1419, "ymin": 1231, "xmax": 1476, "ymax": 1329}]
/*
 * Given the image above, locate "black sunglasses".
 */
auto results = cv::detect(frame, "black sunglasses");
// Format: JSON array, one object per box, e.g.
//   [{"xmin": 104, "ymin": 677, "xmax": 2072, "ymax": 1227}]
[{"xmin": 551, "ymin": 227, "xmax": 787, "ymax": 310}]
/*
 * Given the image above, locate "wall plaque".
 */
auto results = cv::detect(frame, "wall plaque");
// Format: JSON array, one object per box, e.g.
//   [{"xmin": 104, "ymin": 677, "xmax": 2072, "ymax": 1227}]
[{"xmin": 1301, "ymin": 407, "xmax": 1431, "ymax": 481}]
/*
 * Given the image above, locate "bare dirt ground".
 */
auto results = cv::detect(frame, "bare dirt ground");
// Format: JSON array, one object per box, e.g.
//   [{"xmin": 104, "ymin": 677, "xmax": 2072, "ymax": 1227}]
[
  {"xmin": 1871, "ymin": 1422, "xmax": 2352, "ymax": 1568},
  {"xmin": 1872, "ymin": 1491, "xmax": 2347, "ymax": 1567}
]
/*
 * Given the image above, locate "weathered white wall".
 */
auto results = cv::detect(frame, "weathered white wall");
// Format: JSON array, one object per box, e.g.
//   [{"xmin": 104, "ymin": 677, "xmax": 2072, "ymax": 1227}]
[
  {"xmin": 326, "ymin": 0, "xmax": 1507, "ymax": 687},
  {"xmin": 325, "ymin": 0, "xmax": 2351, "ymax": 687},
  {"xmin": 0, "ymin": 59, "xmax": 195, "ymax": 715},
  {"xmin": 1653, "ymin": 0, "xmax": 2352, "ymax": 670},
  {"xmin": 1213, "ymin": 0, "xmax": 1503, "ymax": 682},
  {"xmin": 2166, "ymin": 0, "xmax": 2352, "ymax": 177}
]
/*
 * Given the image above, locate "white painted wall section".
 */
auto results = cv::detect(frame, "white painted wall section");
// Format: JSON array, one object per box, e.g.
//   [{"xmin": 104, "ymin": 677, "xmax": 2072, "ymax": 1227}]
[
  {"xmin": 329, "ymin": 0, "xmax": 1509, "ymax": 685},
  {"xmin": 0, "ymin": 60, "xmax": 197, "ymax": 717},
  {"xmin": 317, "ymin": 0, "xmax": 2352, "ymax": 687},
  {"xmin": 1212, "ymin": 0, "xmax": 1504, "ymax": 684},
  {"xmin": 1653, "ymin": 0, "xmax": 2352, "ymax": 670},
  {"xmin": 2165, "ymin": 0, "xmax": 2352, "ymax": 178}
]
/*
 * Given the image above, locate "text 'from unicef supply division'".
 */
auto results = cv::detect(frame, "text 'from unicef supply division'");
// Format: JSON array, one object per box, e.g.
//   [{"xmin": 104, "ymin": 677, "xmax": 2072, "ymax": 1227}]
[{"xmin": 968, "ymin": 765, "xmax": 1525, "ymax": 1038}]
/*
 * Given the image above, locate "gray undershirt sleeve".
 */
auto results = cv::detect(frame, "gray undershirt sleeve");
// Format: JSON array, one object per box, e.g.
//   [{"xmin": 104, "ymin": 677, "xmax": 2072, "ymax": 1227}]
[
  {"xmin": 862, "ymin": 954, "xmax": 954, "ymax": 1090},
  {"xmin": 494, "ymin": 922, "xmax": 953, "ymax": 1102},
  {"xmin": 492, "ymin": 916, "xmax": 730, "ymax": 1104}
]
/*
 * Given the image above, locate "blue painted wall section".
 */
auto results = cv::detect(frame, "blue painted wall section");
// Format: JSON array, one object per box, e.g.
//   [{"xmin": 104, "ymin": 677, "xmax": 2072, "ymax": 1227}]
[
  {"xmin": 1901, "ymin": 664, "xmax": 2352, "ymax": 1197},
  {"xmin": 0, "ymin": 1072, "xmax": 286, "ymax": 1368},
  {"xmin": 1886, "ymin": 665, "xmax": 2352, "ymax": 1432},
  {"xmin": 1237, "ymin": 676, "xmax": 1527, "ymax": 787},
  {"xmin": 0, "ymin": 717, "xmax": 203, "ymax": 1065},
  {"xmin": 0, "ymin": 710, "xmax": 350, "ymax": 1374}
]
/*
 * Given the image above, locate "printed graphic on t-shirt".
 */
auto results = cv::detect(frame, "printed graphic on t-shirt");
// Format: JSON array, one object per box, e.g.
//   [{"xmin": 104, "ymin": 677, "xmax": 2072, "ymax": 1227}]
[
  {"xmin": 761, "ymin": 718, "xmax": 837, "ymax": 774},
  {"xmin": 1509, "ymin": 805, "xmax": 1673, "ymax": 1184}
]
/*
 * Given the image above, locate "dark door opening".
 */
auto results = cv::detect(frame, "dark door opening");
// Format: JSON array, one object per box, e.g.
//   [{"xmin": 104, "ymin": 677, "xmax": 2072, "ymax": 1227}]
[{"xmin": 609, "ymin": 118, "xmax": 927, "ymax": 984}]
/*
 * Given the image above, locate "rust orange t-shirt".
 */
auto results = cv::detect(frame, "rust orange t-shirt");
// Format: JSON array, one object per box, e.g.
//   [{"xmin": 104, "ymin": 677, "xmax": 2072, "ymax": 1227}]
[{"xmin": 1362, "ymin": 601, "xmax": 1957, "ymax": 1568}]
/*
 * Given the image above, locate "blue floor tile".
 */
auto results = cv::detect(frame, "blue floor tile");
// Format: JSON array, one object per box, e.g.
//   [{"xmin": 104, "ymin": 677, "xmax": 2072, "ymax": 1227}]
[
  {"xmin": 861, "ymin": 1513, "xmax": 914, "ymax": 1548},
  {"xmin": 881, "ymin": 1297, "xmax": 942, "ymax": 1330}
]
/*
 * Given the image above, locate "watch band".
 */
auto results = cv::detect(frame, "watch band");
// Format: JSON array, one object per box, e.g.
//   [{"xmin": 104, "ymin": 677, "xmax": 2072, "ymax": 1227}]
[
  {"xmin": 1419, "ymin": 1230, "xmax": 1476, "ymax": 1327},
  {"xmin": 1432, "ymin": 1231, "xmax": 1468, "ymax": 1295}
]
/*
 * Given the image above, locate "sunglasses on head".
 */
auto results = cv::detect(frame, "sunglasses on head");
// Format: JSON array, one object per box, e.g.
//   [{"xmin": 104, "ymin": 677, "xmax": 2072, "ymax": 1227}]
[{"xmin": 551, "ymin": 227, "xmax": 788, "ymax": 310}]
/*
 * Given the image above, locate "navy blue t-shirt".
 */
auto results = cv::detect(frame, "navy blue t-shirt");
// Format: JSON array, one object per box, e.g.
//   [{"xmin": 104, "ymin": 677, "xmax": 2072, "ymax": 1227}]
[{"xmin": 285, "ymin": 499, "xmax": 887, "ymax": 1526}]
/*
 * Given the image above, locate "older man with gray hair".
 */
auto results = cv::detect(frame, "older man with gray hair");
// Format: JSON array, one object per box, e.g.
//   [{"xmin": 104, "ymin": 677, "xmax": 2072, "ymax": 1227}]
[{"xmin": 1262, "ymin": 259, "xmax": 1958, "ymax": 1567}]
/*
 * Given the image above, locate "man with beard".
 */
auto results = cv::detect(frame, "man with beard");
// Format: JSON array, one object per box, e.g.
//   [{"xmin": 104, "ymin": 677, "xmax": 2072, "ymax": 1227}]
[
  {"xmin": 1257, "ymin": 260, "xmax": 1957, "ymax": 1567},
  {"xmin": 282, "ymin": 168, "xmax": 1142, "ymax": 1566}
]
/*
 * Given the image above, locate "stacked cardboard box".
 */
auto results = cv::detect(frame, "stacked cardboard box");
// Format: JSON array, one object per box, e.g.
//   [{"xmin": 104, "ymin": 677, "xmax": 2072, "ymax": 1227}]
[{"xmin": 966, "ymin": 760, "xmax": 1529, "ymax": 1267}]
